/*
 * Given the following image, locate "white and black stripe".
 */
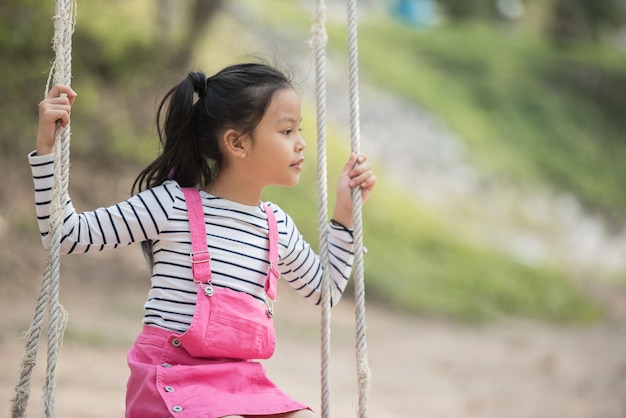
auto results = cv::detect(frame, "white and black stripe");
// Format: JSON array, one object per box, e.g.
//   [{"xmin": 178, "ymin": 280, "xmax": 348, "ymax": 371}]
[{"xmin": 29, "ymin": 152, "xmax": 355, "ymax": 333}]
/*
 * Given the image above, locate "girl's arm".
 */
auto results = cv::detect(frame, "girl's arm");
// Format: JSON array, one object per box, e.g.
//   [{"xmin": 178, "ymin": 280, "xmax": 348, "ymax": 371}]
[
  {"xmin": 277, "ymin": 210, "xmax": 355, "ymax": 306},
  {"xmin": 279, "ymin": 153, "xmax": 376, "ymax": 306},
  {"xmin": 31, "ymin": 84, "xmax": 177, "ymax": 253},
  {"xmin": 29, "ymin": 153, "xmax": 178, "ymax": 254}
]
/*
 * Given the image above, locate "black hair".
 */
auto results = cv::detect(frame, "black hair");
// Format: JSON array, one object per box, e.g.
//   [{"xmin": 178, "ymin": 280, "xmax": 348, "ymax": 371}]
[{"xmin": 131, "ymin": 62, "xmax": 293, "ymax": 194}]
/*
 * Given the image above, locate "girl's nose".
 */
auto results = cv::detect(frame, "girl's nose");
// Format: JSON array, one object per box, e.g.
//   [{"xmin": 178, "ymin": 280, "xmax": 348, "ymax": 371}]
[{"xmin": 296, "ymin": 135, "xmax": 306, "ymax": 151}]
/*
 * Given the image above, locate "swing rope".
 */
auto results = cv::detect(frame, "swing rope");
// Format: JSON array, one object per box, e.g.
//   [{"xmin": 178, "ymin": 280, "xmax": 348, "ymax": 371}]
[
  {"xmin": 345, "ymin": 1, "xmax": 372, "ymax": 416},
  {"xmin": 311, "ymin": 0, "xmax": 371, "ymax": 416},
  {"xmin": 311, "ymin": 1, "xmax": 331, "ymax": 417},
  {"xmin": 11, "ymin": 1, "xmax": 75, "ymax": 417}
]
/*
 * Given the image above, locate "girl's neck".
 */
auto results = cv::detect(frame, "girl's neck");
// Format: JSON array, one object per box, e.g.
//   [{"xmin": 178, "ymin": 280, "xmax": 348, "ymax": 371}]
[{"xmin": 204, "ymin": 176, "xmax": 262, "ymax": 206}]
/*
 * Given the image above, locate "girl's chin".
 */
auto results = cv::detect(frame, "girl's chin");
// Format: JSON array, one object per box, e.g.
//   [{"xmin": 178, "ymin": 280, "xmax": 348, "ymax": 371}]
[{"xmin": 280, "ymin": 178, "xmax": 300, "ymax": 188}]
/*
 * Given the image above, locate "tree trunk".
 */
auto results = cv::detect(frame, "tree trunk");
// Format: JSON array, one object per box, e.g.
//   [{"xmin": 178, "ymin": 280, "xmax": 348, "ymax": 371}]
[{"xmin": 168, "ymin": 0, "xmax": 223, "ymax": 69}]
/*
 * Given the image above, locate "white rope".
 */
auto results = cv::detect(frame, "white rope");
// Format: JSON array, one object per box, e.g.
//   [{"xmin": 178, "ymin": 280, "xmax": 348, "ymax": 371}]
[
  {"xmin": 345, "ymin": 0, "xmax": 371, "ymax": 417},
  {"xmin": 10, "ymin": 1, "xmax": 75, "ymax": 417},
  {"xmin": 310, "ymin": 2, "xmax": 331, "ymax": 417},
  {"xmin": 311, "ymin": 0, "xmax": 371, "ymax": 416}
]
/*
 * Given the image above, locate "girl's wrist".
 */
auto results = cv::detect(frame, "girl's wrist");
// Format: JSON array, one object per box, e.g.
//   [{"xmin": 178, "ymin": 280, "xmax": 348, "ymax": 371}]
[
  {"xmin": 36, "ymin": 135, "xmax": 54, "ymax": 155},
  {"xmin": 36, "ymin": 145, "xmax": 54, "ymax": 156},
  {"xmin": 331, "ymin": 207, "xmax": 353, "ymax": 229},
  {"xmin": 330, "ymin": 218, "xmax": 352, "ymax": 230}
]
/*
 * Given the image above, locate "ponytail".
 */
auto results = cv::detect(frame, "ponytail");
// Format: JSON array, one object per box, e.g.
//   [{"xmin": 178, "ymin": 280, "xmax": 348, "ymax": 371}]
[{"xmin": 132, "ymin": 71, "xmax": 213, "ymax": 194}]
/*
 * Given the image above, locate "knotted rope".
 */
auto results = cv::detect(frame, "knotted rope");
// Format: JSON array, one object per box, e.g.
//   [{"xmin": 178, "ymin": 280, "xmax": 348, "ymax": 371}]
[
  {"xmin": 11, "ymin": 1, "xmax": 75, "ymax": 417},
  {"xmin": 311, "ymin": 0, "xmax": 371, "ymax": 416}
]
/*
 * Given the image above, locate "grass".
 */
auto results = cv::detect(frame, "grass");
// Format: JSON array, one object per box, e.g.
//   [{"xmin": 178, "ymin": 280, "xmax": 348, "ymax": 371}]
[
  {"xmin": 363, "ymin": 190, "xmax": 601, "ymax": 322},
  {"xmin": 336, "ymin": 20, "xmax": 626, "ymax": 225}
]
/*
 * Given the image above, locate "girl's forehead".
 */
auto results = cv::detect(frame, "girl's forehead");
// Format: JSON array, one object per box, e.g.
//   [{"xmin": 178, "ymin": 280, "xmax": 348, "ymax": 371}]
[{"xmin": 266, "ymin": 88, "xmax": 301, "ymax": 121}]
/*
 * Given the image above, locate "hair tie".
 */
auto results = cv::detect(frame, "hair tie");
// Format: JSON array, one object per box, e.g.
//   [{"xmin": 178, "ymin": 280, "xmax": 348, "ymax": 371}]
[{"xmin": 188, "ymin": 71, "xmax": 208, "ymax": 98}]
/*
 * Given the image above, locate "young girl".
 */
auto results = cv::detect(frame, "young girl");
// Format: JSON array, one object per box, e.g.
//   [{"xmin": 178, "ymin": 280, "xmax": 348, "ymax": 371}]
[{"xmin": 31, "ymin": 63, "xmax": 376, "ymax": 418}]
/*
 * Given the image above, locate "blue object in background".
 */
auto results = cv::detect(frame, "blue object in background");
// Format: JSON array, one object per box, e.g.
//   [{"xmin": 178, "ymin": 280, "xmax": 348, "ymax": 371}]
[{"xmin": 392, "ymin": 0, "xmax": 437, "ymax": 28}]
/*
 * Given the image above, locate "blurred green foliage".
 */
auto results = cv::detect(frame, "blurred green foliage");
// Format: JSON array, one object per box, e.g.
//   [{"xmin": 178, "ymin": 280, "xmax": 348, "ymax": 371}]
[
  {"xmin": 345, "ymin": 20, "xmax": 626, "ymax": 225},
  {"xmin": 438, "ymin": 0, "xmax": 626, "ymax": 43},
  {"xmin": 363, "ymin": 190, "xmax": 600, "ymax": 322}
]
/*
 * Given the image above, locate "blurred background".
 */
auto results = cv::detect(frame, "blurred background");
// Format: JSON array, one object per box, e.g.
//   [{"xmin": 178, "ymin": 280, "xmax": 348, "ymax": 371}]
[{"xmin": 1, "ymin": 0, "xmax": 625, "ymax": 417}]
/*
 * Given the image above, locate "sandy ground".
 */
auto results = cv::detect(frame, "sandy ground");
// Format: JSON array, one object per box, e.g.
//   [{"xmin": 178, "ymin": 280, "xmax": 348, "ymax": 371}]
[{"xmin": 2, "ymin": 246, "xmax": 626, "ymax": 418}]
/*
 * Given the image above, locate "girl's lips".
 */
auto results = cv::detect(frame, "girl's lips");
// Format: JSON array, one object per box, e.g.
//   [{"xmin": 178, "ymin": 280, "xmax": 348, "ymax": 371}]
[{"xmin": 291, "ymin": 159, "xmax": 304, "ymax": 170}]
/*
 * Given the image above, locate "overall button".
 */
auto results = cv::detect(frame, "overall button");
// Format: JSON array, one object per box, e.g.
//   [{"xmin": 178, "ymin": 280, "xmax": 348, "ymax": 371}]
[
  {"xmin": 171, "ymin": 338, "xmax": 181, "ymax": 347},
  {"xmin": 172, "ymin": 405, "xmax": 184, "ymax": 412},
  {"xmin": 165, "ymin": 386, "xmax": 175, "ymax": 393},
  {"xmin": 162, "ymin": 363, "xmax": 172, "ymax": 368}
]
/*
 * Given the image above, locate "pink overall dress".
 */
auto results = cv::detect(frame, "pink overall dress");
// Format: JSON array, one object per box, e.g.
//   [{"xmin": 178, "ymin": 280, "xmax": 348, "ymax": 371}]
[{"xmin": 125, "ymin": 188, "xmax": 310, "ymax": 417}]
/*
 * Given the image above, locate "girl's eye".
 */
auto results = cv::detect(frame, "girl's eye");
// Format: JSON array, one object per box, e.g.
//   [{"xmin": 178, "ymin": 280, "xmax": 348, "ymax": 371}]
[{"xmin": 282, "ymin": 128, "xmax": 302, "ymax": 135}]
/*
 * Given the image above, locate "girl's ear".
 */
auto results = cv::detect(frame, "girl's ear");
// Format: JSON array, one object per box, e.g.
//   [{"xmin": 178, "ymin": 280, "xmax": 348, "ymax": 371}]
[{"xmin": 222, "ymin": 129, "xmax": 250, "ymax": 159}]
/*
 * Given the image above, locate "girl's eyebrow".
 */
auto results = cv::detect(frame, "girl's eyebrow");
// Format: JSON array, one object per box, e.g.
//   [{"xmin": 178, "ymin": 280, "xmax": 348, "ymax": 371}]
[{"xmin": 277, "ymin": 116, "xmax": 302, "ymax": 124}]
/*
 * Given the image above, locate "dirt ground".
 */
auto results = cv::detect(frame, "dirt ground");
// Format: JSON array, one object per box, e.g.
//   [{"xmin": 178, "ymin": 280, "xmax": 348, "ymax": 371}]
[{"xmin": 1, "ymin": 243, "xmax": 626, "ymax": 418}]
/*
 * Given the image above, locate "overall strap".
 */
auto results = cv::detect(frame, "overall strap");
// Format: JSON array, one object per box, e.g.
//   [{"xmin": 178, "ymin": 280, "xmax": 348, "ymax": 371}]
[
  {"xmin": 263, "ymin": 203, "xmax": 280, "ymax": 300},
  {"xmin": 182, "ymin": 188, "xmax": 212, "ymax": 284}
]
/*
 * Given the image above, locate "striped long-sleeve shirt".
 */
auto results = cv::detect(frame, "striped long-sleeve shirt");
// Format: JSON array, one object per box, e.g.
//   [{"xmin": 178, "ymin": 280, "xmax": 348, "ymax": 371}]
[{"xmin": 29, "ymin": 152, "xmax": 355, "ymax": 333}]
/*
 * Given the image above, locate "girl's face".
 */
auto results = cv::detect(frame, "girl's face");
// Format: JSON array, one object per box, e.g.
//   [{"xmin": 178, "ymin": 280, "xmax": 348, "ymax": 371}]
[{"xmin": 244, "ymin": 88, "xmax": 306, "ymax": 188}]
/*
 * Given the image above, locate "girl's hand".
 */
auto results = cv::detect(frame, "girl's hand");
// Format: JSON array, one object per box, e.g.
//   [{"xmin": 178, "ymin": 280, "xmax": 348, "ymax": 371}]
[
  {"xmin": 332, "ymin": 153, "xmax": 377, "ymax": 228},
  {"xmin": 36, "ymin": 84, "xmax": 77, "ymax": 155}
]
